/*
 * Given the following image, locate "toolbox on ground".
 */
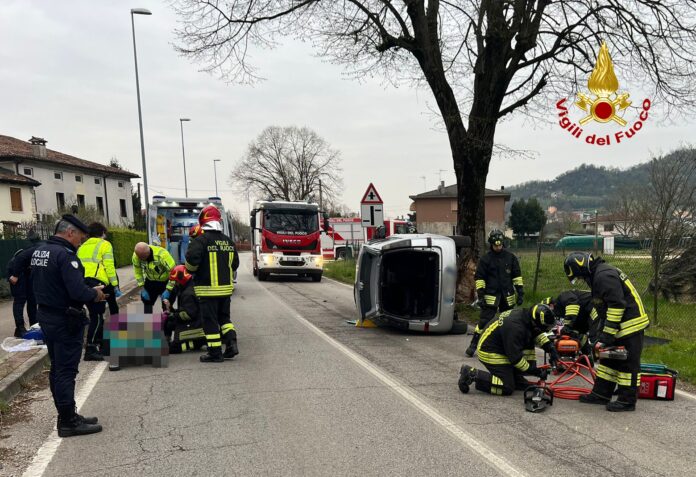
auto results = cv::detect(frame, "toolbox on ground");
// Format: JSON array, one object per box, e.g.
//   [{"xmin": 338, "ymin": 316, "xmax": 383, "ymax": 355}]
[{"xmin": 639, "ymin": 364, "xmax": 678, "ymax": 400}]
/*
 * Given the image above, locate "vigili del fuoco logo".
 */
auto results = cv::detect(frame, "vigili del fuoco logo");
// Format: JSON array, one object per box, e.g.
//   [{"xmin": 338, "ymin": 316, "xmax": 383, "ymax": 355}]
[{"xmin": 556, "ymin": 42, "xmax": 651, "ymax": 146}]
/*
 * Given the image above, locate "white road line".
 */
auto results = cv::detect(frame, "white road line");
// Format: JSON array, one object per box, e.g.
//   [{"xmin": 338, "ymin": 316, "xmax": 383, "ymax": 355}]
[
  {"xmin": 23, "ymin": 362, "xmax": 108, "ymax": 477},
  {"xmin": 676, "ymin": 389, "xmax": 696, "ymax": 401},
  {"xmin": 257, "ymin": 281, "xmax": 526, "ymax": 477},
  {"xmin": 322, "ymin": 275, "xmax": 354, "ymax": 289}
]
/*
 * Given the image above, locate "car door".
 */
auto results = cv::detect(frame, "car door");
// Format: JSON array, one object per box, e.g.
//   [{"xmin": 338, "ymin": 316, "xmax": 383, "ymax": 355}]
[{"xmin": 354, "ymin": 246, "xmax": 382, "ymax": 319}]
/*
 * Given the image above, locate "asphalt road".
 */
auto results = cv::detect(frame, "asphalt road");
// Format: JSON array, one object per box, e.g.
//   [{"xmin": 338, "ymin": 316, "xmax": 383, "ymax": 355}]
[{"xmin": 5, "ymin": 254, "xmax": 696, "ymax": 476}]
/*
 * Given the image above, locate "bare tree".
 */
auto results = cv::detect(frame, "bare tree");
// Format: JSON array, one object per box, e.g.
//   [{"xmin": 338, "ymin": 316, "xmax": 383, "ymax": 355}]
[
  {"xmin": 607, "ymin": 184, "xmax": 641, "ymax": 237},
  {"xmin": 231, "ymin": 126, "xmax": 342, "ymax": 204},
  {"xmin": 174, "ymin": 0, "xmax": 696, "ymax": 298},
  {"xmin": 635, "ymin": 149, "xmax": 696, "ymax": 324}
]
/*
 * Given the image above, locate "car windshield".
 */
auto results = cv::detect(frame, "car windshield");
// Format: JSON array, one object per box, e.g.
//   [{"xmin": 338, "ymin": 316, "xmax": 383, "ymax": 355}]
[{"xmin": 265, "ymin": 210, "xmax": 318, "ymax": 235}]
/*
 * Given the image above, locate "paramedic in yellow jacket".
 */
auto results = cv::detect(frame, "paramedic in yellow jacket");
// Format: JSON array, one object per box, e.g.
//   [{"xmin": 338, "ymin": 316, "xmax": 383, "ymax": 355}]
[
  {"xmin": 132, "ymin": 242, "xmax": 176, "ymax": 314},
  {"xmin": 77, "ymin": 222, "xmax": 121, "ymax": 361}
]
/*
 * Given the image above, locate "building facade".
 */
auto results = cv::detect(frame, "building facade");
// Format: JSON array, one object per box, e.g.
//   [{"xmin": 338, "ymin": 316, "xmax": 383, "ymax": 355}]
[
  {"xmin": 0, "ymin": 135, "xmax": 139, "ymax": 225},
  {"xmin": 0, "ymin": 166, "xmax": 41, "ymax": 224},
  {"xmin": 409, "ymin": 182, "xmax": 511, "ymax": 235}
]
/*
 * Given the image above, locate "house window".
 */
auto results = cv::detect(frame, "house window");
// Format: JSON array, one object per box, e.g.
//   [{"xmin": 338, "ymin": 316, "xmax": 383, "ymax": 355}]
[
  {"xmin": 10, "ymin": 187, "xmax": 23, "ymax": 212},
  {"xmin": 54, "ymin": 172, "xmax": 63, "ymax": 180},
  {"xmin": 450, "ymin": 200, "xmax": 458, "ymax": 212},
  {"xmin": 119, "ymin": 199, "xmax": 128, "ymax": 217},
  {"xmin": 23, "ymin": 167, "xmax": 33, "ymax": 176},
  {"xmin": 96, "ymin": 196, "xmax": 104, "ymax": 215},
  {"xmin": 118, "ymin": 181, "xmax": 124, "ymax": 188},
  {"xmin": 94, "ymin": 178, "xmax": 101, "ymax": 185},
  {"xmin": 605, "ymin": 223, "xmax": 615, "ymax": 232},
  {"xmin": 56, "ymin": 192, "xmax": 65, "ymax": 210},
  {"xmin": 77, "ymin": 194, "xmax": 85, "ymax": 208},
  {"xmin": 75, "ymin": 175, "xmax": 83, "ymax": 182}
]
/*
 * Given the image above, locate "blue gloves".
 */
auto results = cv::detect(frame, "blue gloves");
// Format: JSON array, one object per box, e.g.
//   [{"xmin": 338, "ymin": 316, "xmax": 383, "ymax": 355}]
[
  {"xmin": 140, "ymin": 289, "xmax": 150, "ymax": 302},
  {"xmin": 162, "ymin": 290, "xmax": 170, "ymax": 301},
  {"xmin": 114, "ymin": 287, "xmax": 123, "ymax": 298}
]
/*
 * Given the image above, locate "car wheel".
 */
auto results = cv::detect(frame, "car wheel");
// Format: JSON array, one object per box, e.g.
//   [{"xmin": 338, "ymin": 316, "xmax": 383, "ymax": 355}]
[
  {"xmin": 311, "ymin": 274, "xmax": 322, "ymax": 282},
  {"xmin": 258, "ymin": 271, "xmax": 268, "ymax": 281},
  {"xmin": 450, "ymin": 318, "xmax": 468, "ymax": 335}
]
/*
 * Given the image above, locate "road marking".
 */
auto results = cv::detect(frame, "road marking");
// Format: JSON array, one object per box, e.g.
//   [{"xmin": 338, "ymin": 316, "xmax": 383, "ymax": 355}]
[
  {"xmin": 676, "ymin": 389, "xmax": 696, "ymax": 401},
  {"xmin": 23, "ymin": 362, "xmax": 107, "ymax": 477},
  {"xmin": 257, "ymin": 281, "xmax": 526, "ymax": 477},
  {"xmin": 322, "ymin": 275, "xmax": 354, "ymax": 289}
]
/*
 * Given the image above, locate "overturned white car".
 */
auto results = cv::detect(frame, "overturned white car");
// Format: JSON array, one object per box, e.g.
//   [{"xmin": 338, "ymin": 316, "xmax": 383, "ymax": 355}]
[{"xmin": 354, "ymin": 234, "xmax": 470, "ymax": 334}]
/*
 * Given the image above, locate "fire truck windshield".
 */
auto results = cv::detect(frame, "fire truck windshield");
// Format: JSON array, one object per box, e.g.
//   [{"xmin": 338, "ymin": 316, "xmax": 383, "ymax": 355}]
[{"xmin": 264, "ymin": 210, "xmax": 319, "ymax": 236}]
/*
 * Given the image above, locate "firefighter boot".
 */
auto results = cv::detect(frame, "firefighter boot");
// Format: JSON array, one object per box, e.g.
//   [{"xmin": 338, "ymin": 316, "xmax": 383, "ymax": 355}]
[
  {"xmin": 200, "ymin": 348, "xmax": 224, "ymax": 363},
  {"xmin": 57, "ymin": 406, "xmax": 102, "ymax": 438},
  {"xmin": 607, "ymin": 387, "xmax": 637, "ymax": 412},
  {"xmin": 465, "ymin": 333, "xmax": 480, "ymax": 358},
  {"xmin": 223, "ymin": 331, "xmax": 239, "ymax": 360},
  {"xmin": 14, "ymin": 326, "xmax": 28, "ymax": 338},
  {"xmin": 458, "ymin": 365, "xmax": 477, "ymax": 394},
  {"xmin": 579, "ymin": 392, "xmax": 611, "ymax": 405},
  {"xmin": 83, "ymin": 345, "xmax": 104, "ymax": 362}
]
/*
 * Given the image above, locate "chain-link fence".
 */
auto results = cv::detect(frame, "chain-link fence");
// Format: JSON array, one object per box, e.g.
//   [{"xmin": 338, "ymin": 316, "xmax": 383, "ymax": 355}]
[{"xmin": 510, "ymin": 242, "xmax": 695, "ymax": 341}]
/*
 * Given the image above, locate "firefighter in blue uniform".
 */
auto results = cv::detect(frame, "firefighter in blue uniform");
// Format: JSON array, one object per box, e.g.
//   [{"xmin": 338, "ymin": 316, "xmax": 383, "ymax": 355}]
[{"xmin": 31, "ymin": 215, "xmax": 105, "ymax": 437}]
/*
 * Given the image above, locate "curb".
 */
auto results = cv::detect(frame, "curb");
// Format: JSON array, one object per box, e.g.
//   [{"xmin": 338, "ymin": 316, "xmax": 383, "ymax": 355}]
[
  {"xmin": 0, "ymin": 280, "xmax": 139, "ymax": 406},
  {"xmin": 0, "ymin": 349, "xmax": 49, "ymax": 404}
]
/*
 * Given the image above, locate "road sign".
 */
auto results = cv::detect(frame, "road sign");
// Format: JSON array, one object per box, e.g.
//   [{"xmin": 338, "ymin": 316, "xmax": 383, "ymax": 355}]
[
  {"xmin": 360, "ymin": 183, "xmax": 383, "ymax": 204},
  {"xmin": 361, "ymin": 203, "xmax": 384, "ymax": 228}
]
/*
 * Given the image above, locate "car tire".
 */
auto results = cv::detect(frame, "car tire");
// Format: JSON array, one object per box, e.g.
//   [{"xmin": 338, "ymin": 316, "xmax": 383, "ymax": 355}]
[
  {"xmin": 450, "ymin": 319, "xmax": 468, "ymax": 335},
  {"xmin": 311, "ymin": 274, "xmax": 322, "ymax": 283},
  {"xmin": 258, "ymin": 271, "xmax": 268, "ymax": 282}
]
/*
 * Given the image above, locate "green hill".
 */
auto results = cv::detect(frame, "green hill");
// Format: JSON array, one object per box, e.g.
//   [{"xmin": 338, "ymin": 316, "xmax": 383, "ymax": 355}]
[{"xmin": 506, "ymin": 162, "xmax": 651, "ymax": 211}]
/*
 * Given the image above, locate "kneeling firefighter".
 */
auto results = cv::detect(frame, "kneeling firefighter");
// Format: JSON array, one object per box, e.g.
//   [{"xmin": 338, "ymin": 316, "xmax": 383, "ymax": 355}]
[
  {"xmin": 162, "ymin": 265, "xmax": 206, "ymax": 353},
  {"xmin": 458, "ymin": 304, "xmax": 558, "ymax": 395},
  {"xmin": 564, "ymin": 252, "xmax": 648, "ymax": 412},
  {"xmin": 466, "ymin": 229, "xmax": 524, "ymax": 357},
  {"xmin": 543, "ymin": 290, "xmax": 599, "ymax": 356}
]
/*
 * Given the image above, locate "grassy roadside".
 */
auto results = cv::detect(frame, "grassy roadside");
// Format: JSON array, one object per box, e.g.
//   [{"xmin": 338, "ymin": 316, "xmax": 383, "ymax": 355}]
[{"xmin": 323, "ymin": 260, "xmax": 356, "ymax": 285}]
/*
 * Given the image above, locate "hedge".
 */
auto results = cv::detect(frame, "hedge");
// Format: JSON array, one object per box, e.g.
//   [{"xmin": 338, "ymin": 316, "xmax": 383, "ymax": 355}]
[{"xmin": 107, "ymin": 229, "xmax": 147, "ymax": 268}]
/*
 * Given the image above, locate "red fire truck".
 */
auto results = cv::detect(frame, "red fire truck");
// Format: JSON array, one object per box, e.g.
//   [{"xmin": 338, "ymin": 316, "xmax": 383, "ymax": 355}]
[
  {"xmin": 250, "ymin": 200, "xmax": 328, "ymax": 282},
  {"xmin": 321, "ymin": 217, "xmax": 416, "ymax": 260}
]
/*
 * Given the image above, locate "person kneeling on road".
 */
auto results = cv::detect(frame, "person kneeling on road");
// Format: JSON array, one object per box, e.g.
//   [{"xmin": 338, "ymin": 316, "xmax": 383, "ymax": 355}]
[
  {"xmin": 458, "ymin": 304, "xmax": 558, "ymax": 395},
  {"xmin": 162, "ymin": 265, "xmax": 207, "ymax": 353}
]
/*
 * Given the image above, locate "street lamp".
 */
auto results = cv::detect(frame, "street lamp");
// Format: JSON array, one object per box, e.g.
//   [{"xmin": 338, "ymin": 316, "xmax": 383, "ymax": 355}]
[
  {"xmin": 180, "ymin": 118, "xmax": 191, "ymax": 197},
  {"xmin": 213, "ymin": 159, "xmax": 221, "ymax": 197},
  {"xmin": 130, "ymin": 7, "xmax": 152, "ymax": 231}
]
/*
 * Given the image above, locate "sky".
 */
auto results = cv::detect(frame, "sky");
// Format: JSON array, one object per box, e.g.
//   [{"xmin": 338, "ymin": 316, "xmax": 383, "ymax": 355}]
[{"xmin": 1, "ymin": 0, "xmax": 693, "ymax": 222}]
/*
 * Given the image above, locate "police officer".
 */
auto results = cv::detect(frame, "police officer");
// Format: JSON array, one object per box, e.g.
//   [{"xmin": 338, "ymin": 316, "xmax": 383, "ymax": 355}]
[
  {"xmin": 132, "ymin": 242, "xmax": 176, "ymax": 314},
  {"xmin": 78, "ymin": 222, "xmax": 122, "ymax": 361},
  {"xmin": 7, "ymin": 238, "xmax": 41, "ymax": 337},
  {"xmin": 458, "ymin": 304, "xmax": 558, "ymax": 396},
  {"xmin": 564, "ymin": 252, "xmax": 649, "ymax": 412},
  {"xmin": 31, "ymin": 215, "xmax": 105, "ymax": 437},
  {"xmin": 185, "ymin": 205, "xmax": 239, "ymax": 363},
  {"xmin": 466, "ymin": 229, "xmax": 524, "ymax": 357}
]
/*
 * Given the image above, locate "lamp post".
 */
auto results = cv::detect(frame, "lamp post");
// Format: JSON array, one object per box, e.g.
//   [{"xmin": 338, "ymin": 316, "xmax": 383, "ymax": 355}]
[
  {"xmin": 130, "ymin": 7, "xmax": 152, "ymax": 230},
  {"xmin": 213, "ymin": 159, "xmax": 221, "ymax": 196},
  {"xmin": 179, "ymin": 118, "xmax": 191, "ymax": 197}
]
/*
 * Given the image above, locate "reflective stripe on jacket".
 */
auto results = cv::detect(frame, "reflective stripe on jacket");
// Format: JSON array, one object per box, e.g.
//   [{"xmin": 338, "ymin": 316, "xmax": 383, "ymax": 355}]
[{"xmin": 78, "ymin": 237, "xmax": 118, "ymax": 286}]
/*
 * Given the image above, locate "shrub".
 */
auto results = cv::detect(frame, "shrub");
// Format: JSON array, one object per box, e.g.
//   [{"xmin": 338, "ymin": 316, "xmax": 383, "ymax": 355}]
[{"xmin": 107, "ymin": 228, "xmax": 147, "ymax": 268}]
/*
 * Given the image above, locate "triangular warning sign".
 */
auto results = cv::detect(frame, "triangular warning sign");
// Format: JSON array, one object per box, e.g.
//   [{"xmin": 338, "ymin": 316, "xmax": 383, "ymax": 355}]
[{"xmin": 360, "ymin": 183, "xmax": 383, "ymax": 204}]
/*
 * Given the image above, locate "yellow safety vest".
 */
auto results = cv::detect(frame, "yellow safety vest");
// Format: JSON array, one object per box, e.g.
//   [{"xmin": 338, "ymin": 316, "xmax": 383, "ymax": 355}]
[
  {"xmin": 78, "ymin": 237, "xmax": 118, "ymax": 286},
  {"xmin": 132, "ymin": 245, "xmax": 175, "ymax": 286}
]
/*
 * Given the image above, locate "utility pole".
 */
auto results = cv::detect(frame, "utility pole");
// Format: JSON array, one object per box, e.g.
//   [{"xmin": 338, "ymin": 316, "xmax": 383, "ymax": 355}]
[{"xmin": 318, "ymin": 178, "xmax": 323, "ymax": 210}]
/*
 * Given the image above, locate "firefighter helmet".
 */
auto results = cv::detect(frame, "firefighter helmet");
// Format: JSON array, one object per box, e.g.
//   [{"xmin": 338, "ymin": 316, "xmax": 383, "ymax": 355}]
[
  {"xmin": 168, "ymin": 265, "xmax": 192, "ymax": 286},
  {"xmin": 563, "ymin": 251, "xmax": 594, "ymax": 284},
  {"xmin": 189, "ymin": 224, "xmax": 203, "ymax": 238},
  {"xmin": 531, "ymin": 303, "xmax": 556, "ymax": 330},
  {"xmin": 199, "ymin": 205, "xmax": 221, "ymax": 226},
  {"xmin": 488, "ymin": 229, "xmax": 505, "ymax": 247}
]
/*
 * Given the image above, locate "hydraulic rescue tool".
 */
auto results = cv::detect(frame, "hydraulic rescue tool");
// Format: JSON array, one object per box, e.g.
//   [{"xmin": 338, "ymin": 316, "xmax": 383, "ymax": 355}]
[{"xmin": 524, "ymin": 368, "xmax": 554, "ymax": 413}]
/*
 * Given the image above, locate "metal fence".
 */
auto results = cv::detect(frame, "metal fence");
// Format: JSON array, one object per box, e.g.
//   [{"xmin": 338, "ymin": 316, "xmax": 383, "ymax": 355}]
[{"xmin": 509, "ymin": 242, "xmax": 694, "ymax": 337}]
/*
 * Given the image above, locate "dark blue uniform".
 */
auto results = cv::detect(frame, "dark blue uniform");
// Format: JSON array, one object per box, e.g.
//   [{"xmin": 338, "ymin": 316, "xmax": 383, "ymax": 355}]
[
  {"xmin": 31, "ymin": 236, "xmax": 97, "ymax": 417},
  {"xmin": 7, "ymin": 244, "xmax": 40, "ymax": 330}
]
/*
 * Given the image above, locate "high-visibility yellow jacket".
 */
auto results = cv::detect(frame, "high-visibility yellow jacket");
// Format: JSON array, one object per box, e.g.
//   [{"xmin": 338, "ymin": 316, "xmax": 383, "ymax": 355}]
[
  {"xmin": 132, "ymin": 245, "xmax": 175, "ymax": 286},
  {"xmin": 78, "ymin": 237, "xmax": 118, "ymax": 287}
]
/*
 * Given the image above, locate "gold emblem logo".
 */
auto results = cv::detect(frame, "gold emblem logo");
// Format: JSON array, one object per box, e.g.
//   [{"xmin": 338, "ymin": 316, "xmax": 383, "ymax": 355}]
[{"xmin": 575, "ymin": 42, "xmax": 631, "ymax": 126}]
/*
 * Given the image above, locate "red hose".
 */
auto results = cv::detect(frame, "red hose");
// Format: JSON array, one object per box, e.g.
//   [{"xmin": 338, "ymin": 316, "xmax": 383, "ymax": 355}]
[{"xmin": 540, "ymin": 355, "xmax": 596, "ymax": 400}]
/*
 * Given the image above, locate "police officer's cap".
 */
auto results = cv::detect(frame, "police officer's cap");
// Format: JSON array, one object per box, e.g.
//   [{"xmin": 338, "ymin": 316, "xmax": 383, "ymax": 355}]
[{"xmin": 57, "ymin": 214, "xmax": 89, "ymax": 234}]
